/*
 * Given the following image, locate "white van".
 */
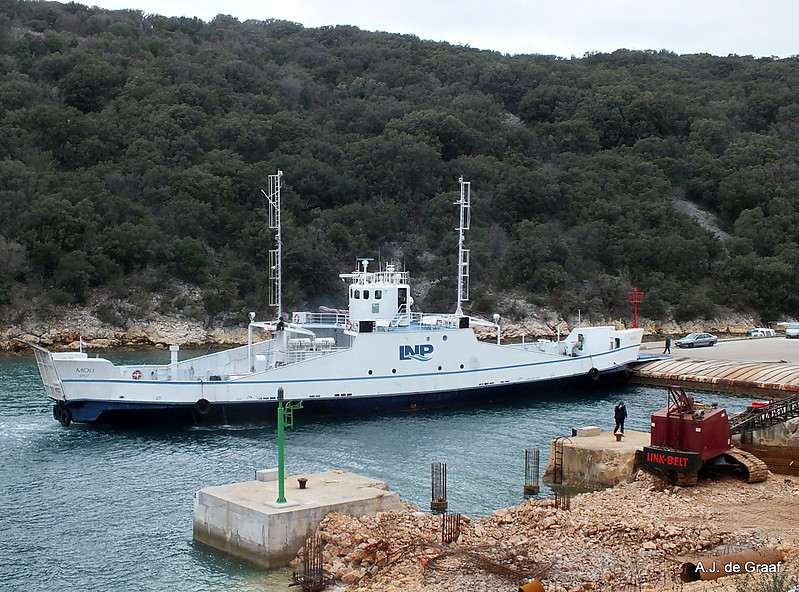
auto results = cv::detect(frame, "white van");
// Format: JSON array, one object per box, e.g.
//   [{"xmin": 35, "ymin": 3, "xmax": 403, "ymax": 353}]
[{"xmin": 747, "ymin": 327, "xmax": 776, "ymax": 338}]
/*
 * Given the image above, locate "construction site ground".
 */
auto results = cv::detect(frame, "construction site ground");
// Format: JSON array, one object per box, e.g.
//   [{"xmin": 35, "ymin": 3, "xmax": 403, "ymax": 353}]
[
  {"xmin": 298, "ymin": 471, "xmax": 799, "ymax": 592},
  {"xmin": 293, "ymin": 338, "xmax": 799, "ymax": 592}
]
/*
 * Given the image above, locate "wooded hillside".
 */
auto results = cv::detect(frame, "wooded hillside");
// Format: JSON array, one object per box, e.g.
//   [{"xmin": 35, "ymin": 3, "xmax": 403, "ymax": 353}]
[{"xmin": 2, "ymin": 0, "xmax": 799, "ymax": 328}]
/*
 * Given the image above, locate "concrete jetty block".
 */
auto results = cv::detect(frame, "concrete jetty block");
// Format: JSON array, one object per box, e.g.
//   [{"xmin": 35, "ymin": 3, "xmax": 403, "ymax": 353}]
[
  {"xmin": 574, "ymin": 426, "xmax": 601, "ymax": 437},
  {"xmin": 255, "ymin": 468, "xmax": 278, "ymax": 482},
  {"xmin": 543, "ymin": 430, "xmax": 649, "ymax": 490},
  {"xmin": 193, "ymin": 470, "xmax": 406, "ymax": 568}
]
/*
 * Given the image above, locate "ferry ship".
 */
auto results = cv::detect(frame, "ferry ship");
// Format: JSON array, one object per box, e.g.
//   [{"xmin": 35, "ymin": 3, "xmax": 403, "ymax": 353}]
[{"xmin": 24, "ymin": 174, "xmax": 643, "ymax": 425}]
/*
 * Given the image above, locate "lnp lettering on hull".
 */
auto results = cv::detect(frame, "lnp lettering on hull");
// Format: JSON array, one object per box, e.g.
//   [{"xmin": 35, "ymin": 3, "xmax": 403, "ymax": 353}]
[{"xmin": 399, "ymin": 344, "xmax": 434, "ymax": 362}]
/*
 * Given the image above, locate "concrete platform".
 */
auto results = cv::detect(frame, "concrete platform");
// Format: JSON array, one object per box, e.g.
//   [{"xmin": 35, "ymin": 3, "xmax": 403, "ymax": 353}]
[
  {"xmin": 193, "ymin": 470, "xmax": 406, "ymax": 568},
  {"xmin": 639, "ymin": 337, "xmax": 799, "ymax": 364},
  {"xmin": 543, "ymin": 430, "xmax": 649, "ymax": 490}
]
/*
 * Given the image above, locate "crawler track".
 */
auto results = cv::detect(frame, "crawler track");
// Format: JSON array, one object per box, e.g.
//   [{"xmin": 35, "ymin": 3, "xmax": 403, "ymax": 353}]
[{"xmin": 723, "ymin": 447, "xmax": 770, "ymax": 483}]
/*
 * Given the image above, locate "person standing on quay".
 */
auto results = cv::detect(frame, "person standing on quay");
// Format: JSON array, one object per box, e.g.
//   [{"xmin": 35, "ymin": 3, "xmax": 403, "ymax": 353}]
[
  {"xmin": 614, "ymin": 401, "xmax": 627, "ymax": 434},
  {"xmin": 663, "ymin": 336, "xmax": 671, "ymax": 354}
]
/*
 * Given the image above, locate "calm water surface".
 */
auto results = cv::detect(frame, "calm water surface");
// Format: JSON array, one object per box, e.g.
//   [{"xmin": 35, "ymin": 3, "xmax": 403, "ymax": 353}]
[{"xmin": 0, "ymin": 350, "xmax": 755, "ymax": 592}]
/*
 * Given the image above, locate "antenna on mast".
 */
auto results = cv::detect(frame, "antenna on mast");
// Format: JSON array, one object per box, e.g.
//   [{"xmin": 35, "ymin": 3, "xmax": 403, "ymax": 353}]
[
  {"xmin": 263, "ymin": 170, "xmax": 283, "ymax": 320},
  {"xmin": 454, "ymin": 177, "xmax": 471, "ymax": 316}
]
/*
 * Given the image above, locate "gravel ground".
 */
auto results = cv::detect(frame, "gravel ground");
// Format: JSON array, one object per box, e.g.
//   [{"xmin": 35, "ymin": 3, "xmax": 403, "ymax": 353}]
[{"xmin": 294, "ymin": 471, "xmax": 799, "ymax": 592}]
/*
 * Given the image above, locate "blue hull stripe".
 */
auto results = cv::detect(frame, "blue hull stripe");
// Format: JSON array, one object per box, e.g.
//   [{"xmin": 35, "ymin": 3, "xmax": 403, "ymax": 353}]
[
  {"xmin": 61, "ymin": 345, "xmax": 638, "ymax": 388},
  {"xmin": 58, "ymin": 369, "xmax": 629, "ymax": 424}
]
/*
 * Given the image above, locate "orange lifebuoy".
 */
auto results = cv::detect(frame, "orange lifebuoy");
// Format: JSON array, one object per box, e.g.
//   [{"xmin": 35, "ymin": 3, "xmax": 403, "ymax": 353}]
[
  {"xmin": 293, "ymin": 313, "xmax": 300, "ymax": 323},
  {"xmin": 132, "ymin": 369, "xmax": 142, "ymax": 380}
]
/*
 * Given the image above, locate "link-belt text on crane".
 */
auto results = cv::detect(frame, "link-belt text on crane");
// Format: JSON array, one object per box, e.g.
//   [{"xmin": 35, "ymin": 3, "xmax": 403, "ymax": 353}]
[
  {"xmin": 399, "ymin": 344, "xmax": 434, "ymax": 361},
  {"xmin": 645, "ymin": 451, "xmax": 689, "ymax": 467}
]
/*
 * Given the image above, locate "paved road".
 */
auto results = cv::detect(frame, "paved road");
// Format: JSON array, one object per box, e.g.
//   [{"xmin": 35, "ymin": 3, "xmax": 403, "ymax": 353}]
[{"xmin": 640, "ymin": 336, "xmax": 799, "ymax": 364}]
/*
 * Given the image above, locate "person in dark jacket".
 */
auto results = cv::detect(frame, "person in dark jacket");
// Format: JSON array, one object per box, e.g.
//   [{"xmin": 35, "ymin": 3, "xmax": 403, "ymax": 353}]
[{"xmin": 614, "ymin": 401, "xmax": 627, "ymax": 434}]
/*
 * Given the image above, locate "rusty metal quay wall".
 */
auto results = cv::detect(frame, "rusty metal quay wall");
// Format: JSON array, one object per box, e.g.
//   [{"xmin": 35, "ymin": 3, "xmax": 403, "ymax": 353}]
[{"xmin": 630, "ymin": 356, "xmax": 799, "ymax": 397}]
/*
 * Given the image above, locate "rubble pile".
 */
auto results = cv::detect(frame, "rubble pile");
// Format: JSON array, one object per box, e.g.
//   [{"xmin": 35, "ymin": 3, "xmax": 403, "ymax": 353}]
[{"xmin": 295, "ymin": 472, "xmax": 799, "ymax": 592}]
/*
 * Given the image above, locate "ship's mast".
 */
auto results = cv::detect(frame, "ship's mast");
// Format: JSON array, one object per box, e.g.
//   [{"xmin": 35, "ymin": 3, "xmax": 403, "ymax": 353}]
[
  {"xmin": 454, "ymin": 176, "xmax": 471, "ymax": 316},
  {"xmin": 263, "ymin": 170, "xmax": 283, "ymax": 320}
]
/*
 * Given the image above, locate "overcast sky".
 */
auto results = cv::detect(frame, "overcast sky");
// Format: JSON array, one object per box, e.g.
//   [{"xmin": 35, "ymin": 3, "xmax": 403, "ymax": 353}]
[{"xmin": 79, "ymin": 0, "xmax": 798, "ymax": 58}]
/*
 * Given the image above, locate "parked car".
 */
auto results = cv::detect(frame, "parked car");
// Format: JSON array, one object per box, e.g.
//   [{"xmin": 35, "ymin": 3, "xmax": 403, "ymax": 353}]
[
  {"xmin": 787, "ymin": 323, "xmax": 799, "ymax": 339},
  {"xmin": 747, "ymin": 328, "xmax": 776, "ymax": 338},
  {"xmin": 675, "ymin": 332, "xmax": 718, "ymax": 348}
]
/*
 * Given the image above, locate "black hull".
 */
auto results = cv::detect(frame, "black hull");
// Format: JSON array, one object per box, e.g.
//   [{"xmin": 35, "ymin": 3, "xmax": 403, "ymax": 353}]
[{"xmin": 57, "ymin": 368, "xmax": 631, "ymax": 425}]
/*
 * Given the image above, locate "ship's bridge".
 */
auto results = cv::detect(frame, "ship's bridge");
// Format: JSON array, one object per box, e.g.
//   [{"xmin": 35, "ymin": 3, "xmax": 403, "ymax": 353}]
[{"xmin": 340, "ymin": 259, "xmax": 413, "ymax": 325}]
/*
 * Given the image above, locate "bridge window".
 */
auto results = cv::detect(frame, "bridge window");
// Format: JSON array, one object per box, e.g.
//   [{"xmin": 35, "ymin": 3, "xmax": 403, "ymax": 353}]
[
  {"xmin": 375, "ymin": 290, "xmax": 382, "ymax": 299},
  {"xmin": 354, "ymin": 290, "xmax": 360, "ymax": 299},
  {"xmin": 363, "ymin": 290, "xmax": 369, "ymax": 299}
]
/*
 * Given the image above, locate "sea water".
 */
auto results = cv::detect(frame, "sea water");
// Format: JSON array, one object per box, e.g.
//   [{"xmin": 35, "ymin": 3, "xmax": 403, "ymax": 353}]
[{"xmin": 0, "ymin": 350, "xmax": 755, "ymax": 592}]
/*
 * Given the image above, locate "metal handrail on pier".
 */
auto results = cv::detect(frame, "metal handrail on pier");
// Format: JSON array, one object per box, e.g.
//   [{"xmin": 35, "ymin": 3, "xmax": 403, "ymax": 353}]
[{"xmin": 729, "ymin": 393, "xmax": 799, "ymax": 435}]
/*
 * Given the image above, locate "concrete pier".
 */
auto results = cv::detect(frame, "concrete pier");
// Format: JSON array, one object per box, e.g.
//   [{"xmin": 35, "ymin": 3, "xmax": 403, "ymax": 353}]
[
  {"xmin": 543, "ymin": 429, "xmax": 649, "ymax": 490},
  {"xmin": 193, "ymin": 470, "xmax": 407, "ymax": 568}
]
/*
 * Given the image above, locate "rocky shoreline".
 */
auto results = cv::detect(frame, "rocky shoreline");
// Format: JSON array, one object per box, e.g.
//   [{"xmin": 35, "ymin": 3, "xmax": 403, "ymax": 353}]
[
  {"xmin": 4, "ymin": 318, "xmax": 248, "ymax": 352},
  {"xmin": 0, "ymin": 309, "xmax": 762, "ymax": 353},
  {"xmin": 295, "ymin": 472, "xmax": 799, "ymax": 592}
]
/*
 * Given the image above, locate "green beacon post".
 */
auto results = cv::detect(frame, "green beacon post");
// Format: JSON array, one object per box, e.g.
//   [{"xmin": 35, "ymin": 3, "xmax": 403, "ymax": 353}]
[{"xmin": 275, "ymin": 387, "xmax": 303, "ymax": 504}]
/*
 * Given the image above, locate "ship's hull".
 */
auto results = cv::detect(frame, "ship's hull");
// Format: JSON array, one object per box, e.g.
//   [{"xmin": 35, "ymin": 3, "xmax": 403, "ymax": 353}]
[
  {"xmin": 34, "ymin": 326, "xmax": 643, "ymax": 425},
  {"xmin": 53, "ymin": 366, "xmax": 629, "ymax": 424}
]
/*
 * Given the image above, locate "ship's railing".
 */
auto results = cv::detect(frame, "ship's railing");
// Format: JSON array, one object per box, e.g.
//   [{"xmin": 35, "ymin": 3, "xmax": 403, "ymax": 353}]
[
  {"xmin": 139, "ymin": 339, "xmax": 347, "ymax": 381},
  {"xmin": 506, "ymin": 339, "xmax": 562, "ymax": 354},
  {"xmin": 292, "ymin": 311, "xmax": 348, "ymax": 326},
  {"xmin": 370, "ymin": 313, "xmax": 460, "ymax": 331},
  {"xmin": 116, "ymin": 339, "xmax": 277, "ymax": 381},
  {"xmin": 419, "ymin": 314, "xmax": 460, "ymax": 329},
  {"xmin": 340, "ymin": 269, "xmax": 409, "ymax": 285},
  {"xmin": 284, "ymin": 347, "xmax": 346, "ymax": 365},
  {"xmin": 294, "ymin": 310, "xmax": 461, "ymax": 331}
]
